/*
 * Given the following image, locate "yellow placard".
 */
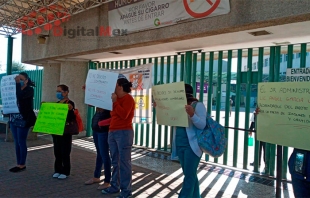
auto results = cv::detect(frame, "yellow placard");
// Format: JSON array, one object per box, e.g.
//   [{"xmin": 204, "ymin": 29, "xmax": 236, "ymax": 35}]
[
  {"xmin": 33, "ymin": 103, "xmax": 69, "ymax": 135},
  {"xmin": 257, "ymin": 82, "xmax": 310, "ymax": 150},
  {"xmin": 152, "ymin": 82, "xmax": 188, "ymax": 127}
]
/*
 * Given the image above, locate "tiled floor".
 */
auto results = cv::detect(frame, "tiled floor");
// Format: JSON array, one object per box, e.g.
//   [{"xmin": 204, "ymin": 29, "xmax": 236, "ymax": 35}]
[{"xmin": 0, "ymin": 134, "xmax": 295, "ymax": 198}]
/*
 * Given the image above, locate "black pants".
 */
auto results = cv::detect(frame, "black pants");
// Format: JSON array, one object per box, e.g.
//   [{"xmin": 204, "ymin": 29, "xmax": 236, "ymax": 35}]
[{"xmin": 52, "ymin": 134, "xmax": 72, "ymax": 176}]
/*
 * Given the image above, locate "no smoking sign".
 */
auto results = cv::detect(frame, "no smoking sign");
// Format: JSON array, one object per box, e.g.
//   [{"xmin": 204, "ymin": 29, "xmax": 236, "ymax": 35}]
[{"xmin": 183, "ymin": 0, "xmax": 221, "ymax": 18}]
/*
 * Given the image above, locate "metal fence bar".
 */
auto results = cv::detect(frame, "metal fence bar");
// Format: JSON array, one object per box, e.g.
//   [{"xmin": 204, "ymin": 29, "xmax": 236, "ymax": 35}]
[
  {"xmin": 267, "ymin": 46, "xmax": 276, "ymax": 177},
  {"xmin": 164, "ymin": 56, "xmax": 171, "ymax": 152},
  {"xmin": 243, "ymin": 48, "xmax": 252, "ymax": 169},
  {"xmin": 224, "ymin": 50, "xmax": 232, "ymax": 165},
  {"xmin": 152, "ymin": 57, "xmax": 158, "ymax": 149},
  {"xmin": 206, "ymin": 52, "xmax": 214, "ymax": 162},
  {"xmin": 233, "ymin": 49, "xmax": 242, "ymax": 167},
  {"xmin": 254, "ymin": 47, "xmax": 264, "ymax": 172},
  {"xmin": 215, "ymin": 51, "xmax": 223, "ymax": 163},
  {"xmin": 192, "ymin": 53, "xmax": 197, "ymax": 97}
]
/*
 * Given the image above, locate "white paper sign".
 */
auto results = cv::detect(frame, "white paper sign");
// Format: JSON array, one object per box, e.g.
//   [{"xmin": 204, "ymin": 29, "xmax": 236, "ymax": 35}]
[
  {"xmin": 85, "ymin": 69, "xmax": 119, "ymax": 110},
  {"xmin": 1, "ymin": 74, "xmax": 19, "ymax": 114}
]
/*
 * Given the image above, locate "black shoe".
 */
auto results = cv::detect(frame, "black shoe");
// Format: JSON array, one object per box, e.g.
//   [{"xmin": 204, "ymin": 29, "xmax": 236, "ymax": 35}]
[
  {"xmin": 9, "ymin": 167, "xmax": 19, "ymax": 172},
  {"xmin": 250, "ymin": 162, "xmax": 254, "ymax": 166},
  {"xmin": 10, "ymin": 166, "xmax": 26, "ymax": 173}
]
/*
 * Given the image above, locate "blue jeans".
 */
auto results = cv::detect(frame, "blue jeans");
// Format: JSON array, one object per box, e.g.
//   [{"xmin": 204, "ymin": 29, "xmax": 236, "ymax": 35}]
[
  {"xmin": 108, "ymin": 129, "xmax": 134, "ymax": 197},
  {"xmin": 93, "ymin": 131, "xmax": 111, "ymax": 182},
  {"xmin": 177, "ymin": 145, "xmax": 201, "ymax": 198},
  {"xmin": 10, "ymin": 124, "xmax": 29, "ymax": 165}
]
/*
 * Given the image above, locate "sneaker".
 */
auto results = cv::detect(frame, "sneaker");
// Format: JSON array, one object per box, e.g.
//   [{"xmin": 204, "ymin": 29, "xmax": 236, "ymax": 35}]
[
  {"xmin": 101, "ymin": 187, "xmax": 120, "ymax": 194},
  {"xmin": 58, "ymin": 174, "xmax": 68, "ymax": 179},
  {"xmin": 53, "ymin": 173, "xmax": 60, "ymax": 178}
]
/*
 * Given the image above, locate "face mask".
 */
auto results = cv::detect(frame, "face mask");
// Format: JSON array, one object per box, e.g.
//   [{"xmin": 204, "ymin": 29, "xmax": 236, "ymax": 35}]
[
  {"xmin": 20, "ymin": 80, "xmax": 24, "ymax": 87},
  {"xmin": 56, "ymin": 92, "xmax": 64, "ymax": 100}
]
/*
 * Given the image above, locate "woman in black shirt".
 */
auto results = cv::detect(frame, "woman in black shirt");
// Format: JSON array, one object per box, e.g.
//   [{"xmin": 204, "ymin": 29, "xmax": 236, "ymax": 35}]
[
  {"xmin": 52, "ymin": 84, "xmax": 75, "ymax": 179},
  {"xmin": 9, "ymin": 72, "xmax": 36, "ymax": 173}
]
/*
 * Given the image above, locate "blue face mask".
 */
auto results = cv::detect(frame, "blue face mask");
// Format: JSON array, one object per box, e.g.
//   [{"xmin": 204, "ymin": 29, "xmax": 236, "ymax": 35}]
[
  {"xmin": 20, "ymin": 80, "xmax": 24, "ymax": 87},
  {"xmin": 56, "ymin": 92, "xmax": 64, "ymax": 100}
]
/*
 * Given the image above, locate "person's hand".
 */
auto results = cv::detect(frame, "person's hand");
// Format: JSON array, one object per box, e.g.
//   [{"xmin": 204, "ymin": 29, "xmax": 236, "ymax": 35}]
[
  {"xmin": 14, "ymin": 75, "xmax": 20, "ymax": 83},
  {"xmin": 82, "ymin": 85, "xmax": 86, "ymax": 91},
  {"xmin": 255, "ymin": 107, "xmax": 260, "ymax": 115},
  {"xmin": 185, "ymin": 105, "xmax": 195, "ymax": 117},
  {"xmin": 68, "ymin": 103, "xmax": 73, "ymax": 110},
  {"xmin": 111, "ymin": 93, "xmax": 117, "ymax": 103},
  {"xmin": 153, "ymin": 101, "xmax": 157, "ymax": 108}
]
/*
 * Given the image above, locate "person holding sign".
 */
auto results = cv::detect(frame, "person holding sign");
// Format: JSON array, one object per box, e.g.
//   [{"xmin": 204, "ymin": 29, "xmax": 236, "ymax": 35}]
[
  {"xmin": 9, "ymin": 72, "xmax": 36, "ymax": 173},
  {"xmin": 52, "ymin": 84, "xmax": 76, "ymax": 180},
  {"xmin": 102, "ymin": 77, "xmax": 135, "ymax": 198},
  {"xmin": 82, "ymin": 85, "xmax": 112, "ymax": 190},
  {"xmin": 154, "ymin": 84, "xmax": 206, "ymax": 198}
]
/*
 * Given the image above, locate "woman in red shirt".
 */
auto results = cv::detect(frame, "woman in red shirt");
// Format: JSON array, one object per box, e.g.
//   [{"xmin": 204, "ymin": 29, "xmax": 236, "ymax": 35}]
[{"xmin": 102, "ymin": 77, "xmax": 135, "ymax": 198}]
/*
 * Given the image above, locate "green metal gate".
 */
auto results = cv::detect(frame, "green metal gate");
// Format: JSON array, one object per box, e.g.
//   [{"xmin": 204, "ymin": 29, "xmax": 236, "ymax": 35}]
[{"xmin": 90, "ymin": 43, "xmax": 310, "ymax": 179}]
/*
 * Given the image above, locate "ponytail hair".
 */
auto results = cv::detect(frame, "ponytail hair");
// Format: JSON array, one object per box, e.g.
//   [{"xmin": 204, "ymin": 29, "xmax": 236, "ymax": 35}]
[
  {"xmin": 20, "ymin": 72, "xmax": 36, "ymax": 87},
  {"xmin": 117, "ymin": 78, "xmax": 132, "ymax": 93}
]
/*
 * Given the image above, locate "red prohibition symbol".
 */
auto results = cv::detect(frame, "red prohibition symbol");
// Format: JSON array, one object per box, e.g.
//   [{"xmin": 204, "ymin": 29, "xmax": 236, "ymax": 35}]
[{"xmin": 183, "ymin": 0, "xmax": 221, "ymax": 18}]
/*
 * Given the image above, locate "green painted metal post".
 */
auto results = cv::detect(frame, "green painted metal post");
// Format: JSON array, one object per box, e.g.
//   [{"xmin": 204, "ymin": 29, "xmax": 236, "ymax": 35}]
[
  {"xmin": 233, "ymin": 49, "xmax": 242, "ymax": 167},
  {"xmin": 192, "ymin": 53, "xmax": 197, "ymax": 97},
  {"xmin": 274, "ymin": 46, "xmax": 283, "ymax": 198},
  {"xmin": 140, "ymin": 58, "xmax": 147, "ymax": 147},
  {"xmin": 164, "ymin": 56, "xmax": 171, "ymax": 151},
  {"xmin": 146, "ymin": 58, "xmax": 152, "ymax": 148},
  {"xmin": 300, "ymin": 43, "xmax": 307, "ymax": 68},
  {"xmin": 152, "ymin": 58, "xmax": 158, "ymax": 149},
  {"xmin": 170, "ymin": 55, "xmax": 178, "ymax": 153},
  {"xmin": 199, "ymin": 53, "xmax": 206, "ymax": 102},
  {"xmin": 282, "ymin": 45, "xmax": 294, "ymax": 179},
  {"xmin": 224, "ymin": 50, "xmax": 232, "ymax": 165},
  {"xmin": 243, "ymin": 49, "xmax": 252, "ymax": 169},
  {"xmin": 157, "ymin": 57, "xmax": 164, "ymax": 150},
  {"xmin": 206, "ymin": 52, "xmax": 214, "ymax": 162},
  {"xmin": 266, "ymin": 46, "xmax": 276, "ymax": 176},
  {"xmin": 180, "ymin": 54, "xmax": 185, "ymax": 81},
  {"xmin": 86, "ymin": 61, "xmax": 96, "ymax": 137},
  {"xmin": 215, "ymin": 51, "xmax": 223, "ymax": 163},
  {"xmin": 6, "ymin": 36, "xmax": 14, "ymax": 75},
  {"xmin": 254, "ymin": 47, "xmax": 264, "ymax": 172},
  {"xmin": 185, "ymin": 51, "xmax": 193, "ymax": 84}
]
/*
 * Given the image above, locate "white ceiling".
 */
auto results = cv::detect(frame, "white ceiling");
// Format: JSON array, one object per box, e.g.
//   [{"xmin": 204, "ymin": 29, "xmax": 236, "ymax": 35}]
[{"xmin": 58, "ymin": 21, "xmax": 310, "ymax": 62}]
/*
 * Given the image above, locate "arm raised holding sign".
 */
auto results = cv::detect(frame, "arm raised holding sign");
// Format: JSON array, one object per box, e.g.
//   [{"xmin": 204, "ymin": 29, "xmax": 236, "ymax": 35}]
[{"xmin": 170, "ymin": 83, "xmax": 206, "ymax": 198}]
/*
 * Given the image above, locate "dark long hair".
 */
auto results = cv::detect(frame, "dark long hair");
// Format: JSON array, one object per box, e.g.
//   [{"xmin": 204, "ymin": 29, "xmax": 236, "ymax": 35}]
[
  {"xmin": 20, "ymin": 72, "xmax": 35, "ymax": 87},
  {"xmin": 117, "ymin": 78, "xmax": 132, "ymax": 93},
  {"xmin": 185, "ymin": 84, "xmax": 198, "ymax": 104}
]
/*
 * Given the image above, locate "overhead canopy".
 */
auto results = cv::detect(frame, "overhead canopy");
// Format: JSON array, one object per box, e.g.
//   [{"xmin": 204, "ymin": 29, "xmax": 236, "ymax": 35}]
[{"xmin": 0, "ymin": 0, "xmax": 112, "ymax": 36}]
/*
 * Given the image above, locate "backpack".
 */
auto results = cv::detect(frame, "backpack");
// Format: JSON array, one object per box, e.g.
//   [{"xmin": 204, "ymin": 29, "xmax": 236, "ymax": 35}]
[
  {"xmin": 74, "ymin": 109, "xmax": 84, "ymax": 132},
  {"xmin": 192, "ymin": 102, "xmax": 227, "ymax": 158},
  {"xmin": 65, "ymin": 100, "xmax": 84, "ymax": 133}
]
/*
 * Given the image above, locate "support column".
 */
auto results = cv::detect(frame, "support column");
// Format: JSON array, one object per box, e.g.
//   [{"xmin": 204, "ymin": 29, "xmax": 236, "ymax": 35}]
[
  {"xmin": 86, "ymin": 61, "xmax": 96, "ymax": 137},
  {"xmin": 6, "ymin": 36, "xmax": 14, "ymax": 75}
]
